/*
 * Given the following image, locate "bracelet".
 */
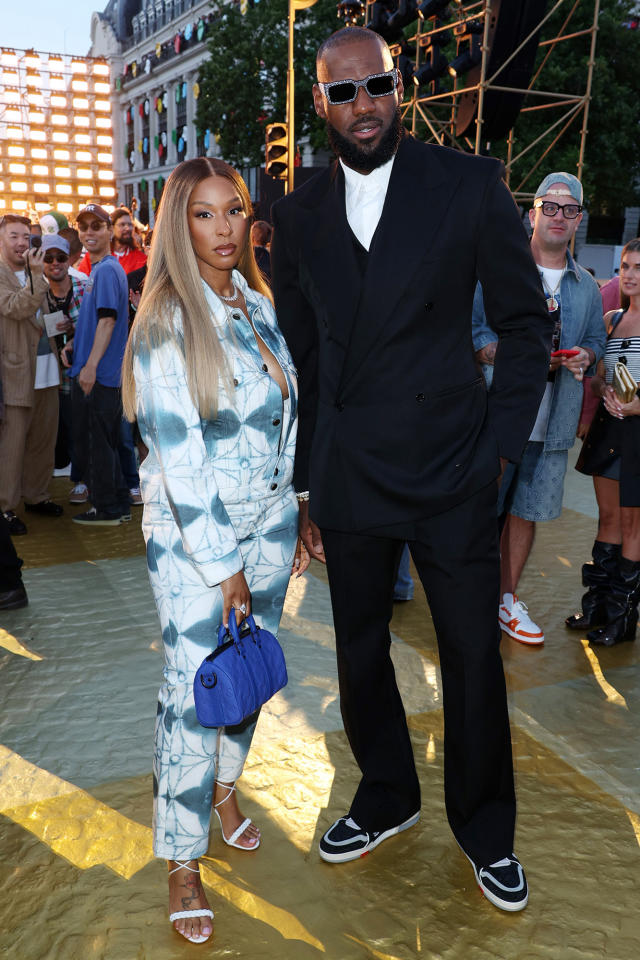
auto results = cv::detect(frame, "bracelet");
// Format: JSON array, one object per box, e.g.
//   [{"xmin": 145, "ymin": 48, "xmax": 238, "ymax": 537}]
[{"xmin": 295, "ymin": 491, "xmax": 310, "ymax": 502}]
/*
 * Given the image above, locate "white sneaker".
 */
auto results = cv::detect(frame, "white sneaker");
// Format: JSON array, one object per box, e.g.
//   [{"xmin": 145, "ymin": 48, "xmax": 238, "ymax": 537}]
[
  {"xmin": 499, "ymin": 593, "xmax": 544, "ymax": 645},
  {"xmin": 69, "ymin": 483, "xmax": 89, "ymax": 504}
]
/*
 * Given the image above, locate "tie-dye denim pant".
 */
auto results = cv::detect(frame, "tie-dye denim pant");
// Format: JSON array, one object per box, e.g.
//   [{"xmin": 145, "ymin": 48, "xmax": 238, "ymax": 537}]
[{"xmin": 144, "ymin": 489, "xmax": 298, "ymax": 860}]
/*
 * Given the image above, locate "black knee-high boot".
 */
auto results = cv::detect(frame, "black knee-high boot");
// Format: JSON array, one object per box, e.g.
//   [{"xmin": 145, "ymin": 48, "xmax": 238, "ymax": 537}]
[
  {"xmin": 587, "ymin": 556, "xmax": 640, "ymax": 646},
  {"xmin": 565, "ymin": 541, "xmax": 621, "ymax": 630}
]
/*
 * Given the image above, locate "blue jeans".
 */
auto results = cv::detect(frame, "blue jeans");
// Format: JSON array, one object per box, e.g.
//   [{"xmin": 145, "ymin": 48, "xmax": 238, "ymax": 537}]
[{"xmin": 393, "ymin": 543, "xmax": 414, "ymax": 600}]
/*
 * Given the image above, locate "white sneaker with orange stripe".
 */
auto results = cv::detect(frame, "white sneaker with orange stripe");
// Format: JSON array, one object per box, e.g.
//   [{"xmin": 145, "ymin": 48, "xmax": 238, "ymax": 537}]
[{"xmin": 499, "ymin": 593, "xmax": 544, "ymax": 645}]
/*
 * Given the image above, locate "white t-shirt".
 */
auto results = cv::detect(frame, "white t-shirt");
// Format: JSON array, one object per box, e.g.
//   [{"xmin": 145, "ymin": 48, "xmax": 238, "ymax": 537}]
[{"xmin": 528, "ymin": 265, "xmax": 565, "ymax": 442}]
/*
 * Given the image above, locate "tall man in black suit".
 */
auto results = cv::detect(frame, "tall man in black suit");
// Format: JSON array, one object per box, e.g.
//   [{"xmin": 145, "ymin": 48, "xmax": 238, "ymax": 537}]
[{"xmin": 271, "ymin": 26, "xmax": 551, "ymax": 912}]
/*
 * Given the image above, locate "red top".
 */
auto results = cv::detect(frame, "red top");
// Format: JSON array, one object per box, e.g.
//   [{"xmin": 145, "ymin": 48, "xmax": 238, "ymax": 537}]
[
  {"xmin": 600, "ymin": 275, "xmax": 620, "ymax": 313},
  {"xmin": 77, "ymin": 246, "xmax": 147, "ymax": 276}
]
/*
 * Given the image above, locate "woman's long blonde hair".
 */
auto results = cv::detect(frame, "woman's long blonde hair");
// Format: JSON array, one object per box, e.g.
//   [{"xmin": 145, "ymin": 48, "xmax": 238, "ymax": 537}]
[{"xmin": 121, "ymin": 157, "xmax": 271, "ymax": 422}]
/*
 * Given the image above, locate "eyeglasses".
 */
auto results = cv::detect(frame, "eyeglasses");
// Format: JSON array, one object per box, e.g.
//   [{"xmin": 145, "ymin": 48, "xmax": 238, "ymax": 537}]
[
  {"xmin": 533, "ymin": 199, "xmax": 583, "ymax": 220},
  {"xmin": 319, "ymin": 69, "xmax": 398, "ymax": 105},
  {"xmin": 44, "ymin": 254, "xmax": 69, "ymax": 264},
  {"xmin": 0, "ymin": 214, "xmax": 31, "ymax": 228}
]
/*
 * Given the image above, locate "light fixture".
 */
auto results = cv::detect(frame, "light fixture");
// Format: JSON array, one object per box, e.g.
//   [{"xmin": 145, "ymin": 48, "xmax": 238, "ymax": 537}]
[
  {"xmin": 414, "ymin": 47, "xmax": 450, "ymax": 86},
  {"xmin": 417, "ymin": 0, "xmax": 451, "ymax": 21},
  {"xmin": 448, "ymin": 38, "xmax": 482, "ymax": 78}
]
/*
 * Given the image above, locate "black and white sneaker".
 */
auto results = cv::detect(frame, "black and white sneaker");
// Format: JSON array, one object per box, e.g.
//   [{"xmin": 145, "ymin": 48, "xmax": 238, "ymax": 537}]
[
  {"xmin": 319, "ymin": 811, "xmax": 420, "ymax": 863},
  {"xmin": 72, "ymin": 507, "xmax": 122, "ymax": 526},
  {"xmin": 468, "ymin": 853, "xmax": 528, "ymax": 912}
]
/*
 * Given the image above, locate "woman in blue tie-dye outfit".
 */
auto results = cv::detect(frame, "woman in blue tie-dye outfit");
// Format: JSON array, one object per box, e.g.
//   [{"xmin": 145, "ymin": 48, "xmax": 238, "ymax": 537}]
[{"xmin": 122, "ymin": 158, "xmax": 307, "ymax": 944}]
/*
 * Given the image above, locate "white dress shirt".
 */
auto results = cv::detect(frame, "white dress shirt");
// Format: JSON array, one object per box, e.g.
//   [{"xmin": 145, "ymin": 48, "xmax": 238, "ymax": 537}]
[{"xmin": 340, "ymin": 156, "xmax": 395, "ymax": 252}]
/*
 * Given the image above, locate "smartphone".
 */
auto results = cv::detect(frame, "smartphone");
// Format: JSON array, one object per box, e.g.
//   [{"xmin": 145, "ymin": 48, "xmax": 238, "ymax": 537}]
[
  {"xmin": 551, "ymin": 349, "xmax": 580, "ymax": 357},
  {"xmin": 29, "ymin": 235, "xmax": 42, "ymax": 250}
]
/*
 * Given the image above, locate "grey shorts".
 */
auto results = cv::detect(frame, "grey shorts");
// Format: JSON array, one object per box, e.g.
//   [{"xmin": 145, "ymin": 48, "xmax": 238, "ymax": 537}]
[{"xmin": 507, "ymin": 441, "xmax": 569, "ymax": 522}]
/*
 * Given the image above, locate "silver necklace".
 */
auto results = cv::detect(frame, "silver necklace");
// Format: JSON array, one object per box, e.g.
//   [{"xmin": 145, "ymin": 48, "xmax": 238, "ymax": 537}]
[
  {"xmin": 541, "ymin": 266, "xmax": 565, "ymax": 313},
  {"xmin": 217, "ymin": 281, "xmax": 238, "ymax": 303}
]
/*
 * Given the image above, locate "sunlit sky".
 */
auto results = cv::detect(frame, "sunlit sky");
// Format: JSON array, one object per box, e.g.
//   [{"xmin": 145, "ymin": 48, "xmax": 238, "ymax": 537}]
[{"xmin": 4, "ymin": 3, "xmax": 98, "ymax": 57}]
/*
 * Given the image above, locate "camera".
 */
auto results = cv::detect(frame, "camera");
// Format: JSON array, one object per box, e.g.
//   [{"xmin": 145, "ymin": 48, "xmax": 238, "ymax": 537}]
[{"xmin": 29, "ymin": 235, "xmax": 42, "ymax": 250}]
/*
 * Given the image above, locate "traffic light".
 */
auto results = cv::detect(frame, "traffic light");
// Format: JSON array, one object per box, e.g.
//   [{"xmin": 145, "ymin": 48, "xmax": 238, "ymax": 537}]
[{"xmin": 265, "ymin": 122, "xmax": 288, "ymax": 180}]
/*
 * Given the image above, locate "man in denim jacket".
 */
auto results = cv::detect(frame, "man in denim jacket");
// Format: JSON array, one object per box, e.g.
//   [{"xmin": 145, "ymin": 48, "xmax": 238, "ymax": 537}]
[{"xmin": 473, "ymin": 172, "xmax": 606, "ymax": 646}]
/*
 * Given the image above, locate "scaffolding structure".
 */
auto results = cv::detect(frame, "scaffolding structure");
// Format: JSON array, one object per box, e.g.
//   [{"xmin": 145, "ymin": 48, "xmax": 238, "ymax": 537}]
[{"xmin": 378, "ymin": 0, "xmax": 600, "ymax": 203}]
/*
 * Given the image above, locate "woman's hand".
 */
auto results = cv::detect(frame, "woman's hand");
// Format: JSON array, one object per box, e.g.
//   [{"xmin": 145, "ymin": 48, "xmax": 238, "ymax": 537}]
[
  {"xmin": 602, "ymin": 385, "xmax": 640, "ymax": 419},
  {"xmin": 291, "ymin": 537, "xmax": 310, "ymax": 578},
  {"xmin": 220, "ymin": 569, "xmax": 251, "ymax": 628}
]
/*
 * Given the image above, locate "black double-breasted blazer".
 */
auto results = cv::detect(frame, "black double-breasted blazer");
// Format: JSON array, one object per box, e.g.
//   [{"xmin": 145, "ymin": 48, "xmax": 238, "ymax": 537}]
[{"xmin": 271, "ymin": 133, "xmax": 552, "ymax": 532}]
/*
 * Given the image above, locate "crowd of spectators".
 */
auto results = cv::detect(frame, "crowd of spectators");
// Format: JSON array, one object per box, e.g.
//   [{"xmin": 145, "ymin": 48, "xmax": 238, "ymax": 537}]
[
  {"xmin": 0, "ymin": 179, "xmax": 633, "ymax": 647},
  {"xmin": 0, "ymin": 204, "xmax": 150, "ymax": 555}
]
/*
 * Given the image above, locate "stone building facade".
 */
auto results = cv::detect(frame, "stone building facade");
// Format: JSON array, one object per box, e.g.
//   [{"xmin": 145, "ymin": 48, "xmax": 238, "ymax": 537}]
[{"xmin": 89, "ymin": 0, "xmax": 228, "ymax": 225}]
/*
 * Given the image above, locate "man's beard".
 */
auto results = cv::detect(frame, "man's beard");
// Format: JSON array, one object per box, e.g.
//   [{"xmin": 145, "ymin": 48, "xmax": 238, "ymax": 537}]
[
  {"xmin": 117, "ymin": 234, "xmax": 135, "ymax": 250},
  {"xmin": 327, "ymin": 109, "xmax": 403, "ymax": 174}
]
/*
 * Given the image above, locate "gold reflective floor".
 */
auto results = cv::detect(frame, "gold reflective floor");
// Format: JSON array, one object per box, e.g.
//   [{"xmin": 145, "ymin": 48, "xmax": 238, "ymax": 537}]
[{"xmin": 1, "ymin": 454, "xmax": 639, "ymax": 960}]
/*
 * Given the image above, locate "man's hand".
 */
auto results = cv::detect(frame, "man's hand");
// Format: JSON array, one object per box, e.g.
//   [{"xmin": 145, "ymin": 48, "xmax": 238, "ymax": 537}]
[
  {"xmin": 298, "ymin": 499, "xmax": 325, "ymax": 564},
  {"xmin": 220, "ymin": 569, "xmax": 251, "ymax": 628},
  {"xmin": 78, "ymin": 362, "xmax": 97, "ymax": 396},
  {"xmin": 24, "ymin": 246, "xmax": 45, "ymax": 276},
  {"xmin": 60, "ymin": 338, "xmax": 74, "ymax": 368},
  {"xmin": 561, "ymin": 346, "xmax": 591, "ymax": 382},
  {"xmin": 291, "ymin": 537, "xmax": 311, "ymax": 578},
  {"xmin": 56, "ymin": 318, "xmax": 74, "ymax": 335},
  {"xmin": 475, "ymin": 342, "xmax": 498, "ymax": 366}
]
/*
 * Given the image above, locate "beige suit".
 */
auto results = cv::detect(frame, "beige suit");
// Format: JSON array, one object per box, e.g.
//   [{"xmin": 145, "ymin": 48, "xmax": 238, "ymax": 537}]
[{"xmin": 0, "ymin": 259, "xmax": 59, "ymax": 512}]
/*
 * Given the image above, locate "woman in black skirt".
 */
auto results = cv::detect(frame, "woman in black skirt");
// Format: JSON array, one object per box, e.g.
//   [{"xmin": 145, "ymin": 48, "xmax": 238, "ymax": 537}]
[{"xmin": 570, "ymin": 239, "xmax": 640, "ymax": 645}]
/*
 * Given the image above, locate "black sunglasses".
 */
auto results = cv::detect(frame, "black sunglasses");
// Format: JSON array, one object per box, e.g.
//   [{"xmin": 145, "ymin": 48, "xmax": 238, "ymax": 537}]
[
  {"xmin": 44, "ymin": 254, "xmax": 69, "ymax": 263},
  {"xmin": 319, "ymin": 69, "xmax": 398, "ymax": 105},
  {"xmin": 533, "ymin": 199, "xmax": 583, "ymax": 220}
]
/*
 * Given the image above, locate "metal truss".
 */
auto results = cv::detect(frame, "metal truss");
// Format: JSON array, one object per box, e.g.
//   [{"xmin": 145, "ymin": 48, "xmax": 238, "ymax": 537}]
[{"xmin": 375, "ymin": 0, "xmax": 601, "ymax": 202}]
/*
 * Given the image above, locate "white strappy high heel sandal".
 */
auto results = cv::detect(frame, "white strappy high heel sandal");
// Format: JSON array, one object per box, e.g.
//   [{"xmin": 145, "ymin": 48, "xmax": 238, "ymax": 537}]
[
  {"xmin": 168, "ymin": 860, "xmax": 214, "ymax": 944},
  {"xmin": 214, "ymin": 781, "xmax": 261, "ymax": 850}
]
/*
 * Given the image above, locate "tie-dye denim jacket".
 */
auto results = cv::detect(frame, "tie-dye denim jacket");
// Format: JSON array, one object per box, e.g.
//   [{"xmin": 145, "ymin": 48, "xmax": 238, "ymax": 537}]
[{"xmin": 133, "ymin": 270, "xmax": 297, "ymax": 587}]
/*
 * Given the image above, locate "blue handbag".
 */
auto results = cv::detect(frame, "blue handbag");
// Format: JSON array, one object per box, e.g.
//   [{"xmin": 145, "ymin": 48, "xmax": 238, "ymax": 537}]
[{"xmin": 193, "ymin": 609, "xmax": 288, "ymax": 727}]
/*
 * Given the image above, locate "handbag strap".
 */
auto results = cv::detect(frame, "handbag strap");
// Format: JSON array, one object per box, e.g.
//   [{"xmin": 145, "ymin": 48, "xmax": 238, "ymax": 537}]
[{"xmin": 217, "ymin": 607, "xmax": 251, "ymax": 647}]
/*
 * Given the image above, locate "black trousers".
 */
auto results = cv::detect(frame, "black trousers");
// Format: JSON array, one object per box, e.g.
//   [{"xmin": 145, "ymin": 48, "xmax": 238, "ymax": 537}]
[
  {"xmin": 321, "ymin": 482, "xmax": 516, "ymax": 867},
  {"xmin": 0, "ymin": 512, "xmax": 23, "ymax": 590},
  {"xmin": 71, "ymin": 379, "xmax": 129, "ymax": 517}
]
